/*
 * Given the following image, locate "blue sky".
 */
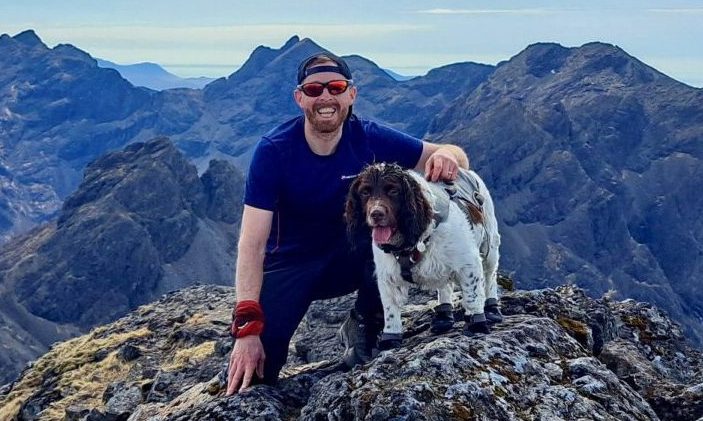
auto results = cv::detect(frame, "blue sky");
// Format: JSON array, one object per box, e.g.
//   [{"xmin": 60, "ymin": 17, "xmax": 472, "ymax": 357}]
[{"xmin": 1, "ymin": 0, "xmax": 702, "ymax": 87}]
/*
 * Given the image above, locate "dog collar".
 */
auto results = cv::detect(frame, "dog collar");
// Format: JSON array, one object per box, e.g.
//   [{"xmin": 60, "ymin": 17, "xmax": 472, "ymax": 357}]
[{"xmin": 380, "ymin": 236, "xmax": 431, "ymax": 284}]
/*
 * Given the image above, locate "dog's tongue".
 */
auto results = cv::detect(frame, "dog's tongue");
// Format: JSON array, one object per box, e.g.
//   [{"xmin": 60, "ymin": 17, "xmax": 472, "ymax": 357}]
[{"xmin": 372, "ymin": 226, "xmax": 393, "ymax": 244}]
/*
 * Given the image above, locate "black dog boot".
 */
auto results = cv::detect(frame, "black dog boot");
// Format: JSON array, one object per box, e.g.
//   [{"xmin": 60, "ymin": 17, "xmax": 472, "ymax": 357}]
[
  {"xmin": 430, "ymin": 303, "xmax": 455, "ymax": 334},
  {"xmin": 377, "ymin": 332, "xmax": 403, "ymax": 351},
  {"xmin": 463, "ymin": 313, "xmax": 490, "ymax": 337},
  {"xmin": 484, "ymin": 298, "xmax": 503, "ymax": 324}
]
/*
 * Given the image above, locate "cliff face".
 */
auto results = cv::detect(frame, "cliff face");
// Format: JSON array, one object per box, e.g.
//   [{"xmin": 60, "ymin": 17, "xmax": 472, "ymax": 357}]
[
  {"xmin": 1, "ymin": 282, "xmax": 701, "ymax": 420},
  {"xmin": 0, "ymin": 138, "xmax": 244, "ymax": 386},
  {"xmin": 428, "ymin": 42, "xmax": 703, "ymax": 345},
  {"xmin": 0, "ymin": 30, "xmax": 157, "ymax": 243}
]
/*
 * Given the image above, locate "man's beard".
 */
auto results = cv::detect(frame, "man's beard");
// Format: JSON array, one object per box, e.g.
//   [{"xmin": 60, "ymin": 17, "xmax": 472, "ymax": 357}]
[{"xmin": 305, "ymin": 104, "xmax": 349, "ymax": 133}]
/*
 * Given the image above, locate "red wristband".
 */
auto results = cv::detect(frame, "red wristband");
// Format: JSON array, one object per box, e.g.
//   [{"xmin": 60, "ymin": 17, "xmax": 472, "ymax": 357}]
[{"xmin": 231, "ymin": 300, "xmax": 265, "ymax": 338}]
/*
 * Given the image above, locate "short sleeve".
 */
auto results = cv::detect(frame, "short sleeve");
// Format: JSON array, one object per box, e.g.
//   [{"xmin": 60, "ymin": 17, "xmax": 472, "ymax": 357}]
[
  {"xmin": 244, "ymin": 138, "xmax": 280, "ymax": 211},
  {"xmin": 364, "ymin": 121, "xmax": 423, "ymax": 168}
]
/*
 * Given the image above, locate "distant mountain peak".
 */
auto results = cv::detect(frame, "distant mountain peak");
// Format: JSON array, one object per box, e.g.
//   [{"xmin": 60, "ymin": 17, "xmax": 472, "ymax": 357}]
[
  {"xmin": 53, "ymin": 43, "xmax": 95, "ymax": 63},
  {"xmin": 213, "ymin": 36, "xmax": 325, "ymax": 90},
  {"xmin": 500, "ymin": 41, "xmax": 660, "ymax": 83},
  {"xmin": 282, "ymin": 35, "xmax": 300, "ymax": 50},
  {"xmin": 96, "ymin": 58, "xmax": 216, "ymax": 90},
  {"xmin": 515, "ymin": 42, "xmax": 573, "ymax": 77},
  {"xmin": 524, "ymin": 41, "xmax": 569, "ymax": 51},
  {"xmin": 275, "ymin": 36, "xmax": 324, "ymax": 56},
  {"xmin": 13, "ymin": 29, "xmax": 47, "ymax": 49},
  {"xmin": 580, "ymin": 40, "xmax": 620, "ymax": 51}
]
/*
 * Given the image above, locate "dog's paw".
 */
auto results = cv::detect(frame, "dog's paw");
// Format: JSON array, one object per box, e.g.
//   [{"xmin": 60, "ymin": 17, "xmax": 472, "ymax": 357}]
[
  {"xmin": 463, "ymin": 313, "xmax": 490, "ymax": 337},
  {"xmin": 430, "ymin": 303, "xmax": 455, "ymax": 334},
  {"xmin": 484, "ymin": 306, "xmax": 503, "ymax": 324},
  {"xmin": 484, "ymin": 298, "xmax": 503, "ymax": 324},
  {"xmin": 378, "ymin": 332, "xmax": 403, "ymax": 350}
]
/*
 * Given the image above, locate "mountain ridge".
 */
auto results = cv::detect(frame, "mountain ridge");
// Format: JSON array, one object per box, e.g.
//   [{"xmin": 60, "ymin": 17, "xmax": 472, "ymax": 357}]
[
  {"xmin": 0, "ymin": 29, "xmax": 491, "ymax": 242},
  {"xmin": 428, "ymin": 39, "xmax": 703, "ymax": 345},
  {"xmin": 96, "ymin": 59, "xmax": 216, "ymax": 90}
]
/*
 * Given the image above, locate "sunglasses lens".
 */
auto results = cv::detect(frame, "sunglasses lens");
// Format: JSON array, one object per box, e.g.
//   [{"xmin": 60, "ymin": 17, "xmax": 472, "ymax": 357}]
[
  {"xmin": 327, "ymin": 80, "xmax": 349, "ymax": 95},
  {"xmin": 300, "ymin": 80, "xmax": 350, "ymax": 96},
  {"xmin": 302, "ymin": 83, "xmax": 325, "ymax": 97}
]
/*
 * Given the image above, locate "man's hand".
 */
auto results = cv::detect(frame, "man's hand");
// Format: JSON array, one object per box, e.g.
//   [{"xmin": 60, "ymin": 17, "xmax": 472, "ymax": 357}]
[
  {"xmin": 226, "ymin": 335, "xmax": 265, "ymax": 395},
  {"xmin": 424, "ymin": 148, "xmax": 459, "ymax": 182}
]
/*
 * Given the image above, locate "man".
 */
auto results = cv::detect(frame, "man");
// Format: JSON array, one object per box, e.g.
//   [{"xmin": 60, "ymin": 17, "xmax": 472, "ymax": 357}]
[{"xmin": 226, "ymin": 52, "xmax": 469, "ymax": 395}]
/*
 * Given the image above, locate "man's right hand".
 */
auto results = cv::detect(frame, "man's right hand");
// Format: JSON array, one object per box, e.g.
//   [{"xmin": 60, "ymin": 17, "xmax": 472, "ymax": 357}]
[{"xmin": 226, "ymin": 335, "xmax": 265, "ymax": 395}]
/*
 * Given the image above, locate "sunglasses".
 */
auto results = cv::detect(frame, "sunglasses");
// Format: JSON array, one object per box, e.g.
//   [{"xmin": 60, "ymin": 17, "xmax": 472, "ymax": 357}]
[{"xmin": 297, "ymin": 79, "xmax": 352, "ymax": 97}]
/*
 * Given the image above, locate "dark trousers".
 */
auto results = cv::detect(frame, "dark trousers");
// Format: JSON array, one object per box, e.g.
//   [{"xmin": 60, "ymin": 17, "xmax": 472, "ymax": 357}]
[{"xmin": 257, "ymin": 244, "xmax": 382, "ymax": 384}]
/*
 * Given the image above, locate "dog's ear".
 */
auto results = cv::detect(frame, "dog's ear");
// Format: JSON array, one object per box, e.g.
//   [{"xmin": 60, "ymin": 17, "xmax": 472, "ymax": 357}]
[
  {"xmin": 344, "ymin": 176, "xmax": 366, "ymax": 249},
  {"xmin": 399, "ymin": 173, "xmax": 433, "ymax": 246}
]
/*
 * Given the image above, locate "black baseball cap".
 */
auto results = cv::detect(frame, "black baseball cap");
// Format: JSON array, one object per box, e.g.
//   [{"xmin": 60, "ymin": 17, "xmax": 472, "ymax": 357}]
[{"xmin": 296, "ymin": 52, "xmax": 353, "ymax": 84}]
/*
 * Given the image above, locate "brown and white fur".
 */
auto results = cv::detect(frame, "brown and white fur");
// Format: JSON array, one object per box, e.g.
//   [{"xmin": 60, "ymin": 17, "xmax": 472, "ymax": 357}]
[{"xmin": 345, "ymin": 163, "xmax": 500, "ymax": 344}]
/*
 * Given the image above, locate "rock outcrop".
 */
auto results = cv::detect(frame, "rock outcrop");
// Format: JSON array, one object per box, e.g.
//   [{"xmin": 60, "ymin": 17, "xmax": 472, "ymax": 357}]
[
  {"xmin": 1, "ymin": 282, "xmax": 701, "ymax": 420},
  {"xmin": 0, "ymin": 30, "xmax": 155, "ymax": 243},
  {"xmin": 0, "ymin": 138, "xmax": 243, "ymax": 385}
]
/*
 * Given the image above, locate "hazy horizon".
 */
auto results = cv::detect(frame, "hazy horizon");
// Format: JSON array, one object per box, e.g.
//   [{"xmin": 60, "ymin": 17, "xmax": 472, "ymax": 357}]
[{"xmin": 2, "ymin": 1, "xmax": 702, "ymax": 87}]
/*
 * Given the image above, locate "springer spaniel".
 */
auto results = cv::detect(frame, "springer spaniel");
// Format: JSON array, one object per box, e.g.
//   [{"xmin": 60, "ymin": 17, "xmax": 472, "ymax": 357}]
[{"xmin": 345, "ymin": 163, "xmax": 501, "ymax": 349}]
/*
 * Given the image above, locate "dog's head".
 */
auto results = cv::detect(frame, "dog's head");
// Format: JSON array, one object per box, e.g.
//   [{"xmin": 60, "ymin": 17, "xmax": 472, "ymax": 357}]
[{"xmin": 344, "ymin": 163, "xmax": 433, "ymax": 249}]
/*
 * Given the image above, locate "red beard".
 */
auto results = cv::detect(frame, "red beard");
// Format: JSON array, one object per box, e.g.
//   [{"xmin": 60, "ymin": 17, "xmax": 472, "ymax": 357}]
[{"xmin": 304, "ymin": 103, "xmax": 349, "ymax": 133}]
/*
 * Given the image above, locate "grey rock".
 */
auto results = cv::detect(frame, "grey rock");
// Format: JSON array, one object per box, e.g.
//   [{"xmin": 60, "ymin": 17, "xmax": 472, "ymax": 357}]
[
  {"xmin": 106, "ymin": 385, "xmax": 143, "ymax": 418},
  {"xmin": 200, "ymin": 159, "xmax": 245, "ymax": 224},
  {"xmin": 299, "ymin": 317, "xmax": 657, "ymax": 420},
  {"xmin": 118, "ymin": 344, "xmax": 142, "ymax": 362},
  {"xmin": 65, "ymin": 405, "xmax": 91, "ymax": 421}
]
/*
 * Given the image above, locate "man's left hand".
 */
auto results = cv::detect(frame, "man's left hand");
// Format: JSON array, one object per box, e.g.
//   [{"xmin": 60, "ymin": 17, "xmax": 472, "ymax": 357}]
[{"xmin": 424, "ymin": 149, "xmax": 459, "ymax": 182}]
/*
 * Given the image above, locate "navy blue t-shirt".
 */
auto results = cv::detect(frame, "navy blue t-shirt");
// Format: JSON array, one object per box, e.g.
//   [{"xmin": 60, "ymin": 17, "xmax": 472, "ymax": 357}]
[{"xmin": 244, "ymin": 115, "xmax": 423, "ymax": 257}]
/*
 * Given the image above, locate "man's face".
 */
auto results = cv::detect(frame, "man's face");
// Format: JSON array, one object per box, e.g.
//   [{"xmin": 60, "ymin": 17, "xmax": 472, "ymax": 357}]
[{"xmin": 294, "ymin": 63, "xmax": 357, "ymax": 134}]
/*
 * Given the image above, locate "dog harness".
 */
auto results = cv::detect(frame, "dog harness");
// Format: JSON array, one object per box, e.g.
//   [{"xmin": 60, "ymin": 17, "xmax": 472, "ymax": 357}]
[
  {"xmin": 380, "ymin": 169, "xmax": 488, "ymax": 284},
  {"xmin": 445, "ymin": 170, "xmax": 491, "ymax": 259}
]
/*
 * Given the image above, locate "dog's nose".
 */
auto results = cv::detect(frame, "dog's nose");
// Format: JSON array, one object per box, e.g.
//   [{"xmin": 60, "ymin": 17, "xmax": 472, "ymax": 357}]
[{"xmin": 370, "ymin": 208, "xmax": 385, "ymax": 221}]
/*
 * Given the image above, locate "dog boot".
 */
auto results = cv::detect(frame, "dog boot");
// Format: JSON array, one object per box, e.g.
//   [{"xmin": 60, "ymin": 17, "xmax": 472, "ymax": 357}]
[
  {"xmin": 430, "ymin": 303, "xmax": 455, "ymax": 334},
  {"xmin": 378, "ymin": 332, "xmax": 403, "ymax": 350},
  {"xmin": 484, "ymin": 298, "xmax": 504, "ymax": 324},
  {"xmin": 463, "ymin": 313, "xmax": 490, "ymax": 337}
]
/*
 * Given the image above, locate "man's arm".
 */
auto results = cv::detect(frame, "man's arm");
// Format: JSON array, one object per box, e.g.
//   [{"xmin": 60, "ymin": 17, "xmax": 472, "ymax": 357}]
[
  {"xmin": 414, "ymin": 141, "xmax": 470, "ymax": 182},
  {"xmin": 234, "ymin": 205, "xmax": 272, "ymax": 301},
  {"xmin": 226, "ymin": 205, "xmax": 273, "ymax": 395}
]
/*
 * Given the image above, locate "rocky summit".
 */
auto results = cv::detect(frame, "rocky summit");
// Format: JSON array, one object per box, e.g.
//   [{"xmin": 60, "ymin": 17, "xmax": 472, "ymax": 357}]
[
  {"xmin": 0, "ymin": 137, "xmax": 244, "ymax": 386},
  {"xmin": 0, "ymin": 281, "xmax": 701, "ymax": 420},
  {"xmin": 427, "ymin": 41, "xmax": 703, "ymax": 346}
]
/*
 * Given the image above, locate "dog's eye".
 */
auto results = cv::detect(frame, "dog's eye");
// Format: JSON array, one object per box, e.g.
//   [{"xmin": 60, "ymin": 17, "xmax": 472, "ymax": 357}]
[
  {"xmin": 387, "ymin": 187, "xmax": 400, "ymax": 196},
  {"xmin": 358, "ymin": 187, "xmax": 371, "ymax": 197}
]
